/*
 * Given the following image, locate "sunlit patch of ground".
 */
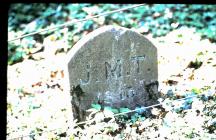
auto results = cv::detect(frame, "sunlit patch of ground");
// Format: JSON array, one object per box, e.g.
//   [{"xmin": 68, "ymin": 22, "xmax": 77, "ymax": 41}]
[{"xmin": 7, "ymin": 27, "xmax": 216, "ymax": 139}]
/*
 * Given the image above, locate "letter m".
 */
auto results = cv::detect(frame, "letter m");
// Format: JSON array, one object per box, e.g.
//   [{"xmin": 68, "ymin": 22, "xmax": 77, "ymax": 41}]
[{"xmin": 105, "ymin": 60, "xmax": 121, "ymax": 80}]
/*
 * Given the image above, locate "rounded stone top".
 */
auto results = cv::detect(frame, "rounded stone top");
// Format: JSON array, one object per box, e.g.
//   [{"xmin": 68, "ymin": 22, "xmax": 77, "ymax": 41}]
[{"xmin": 67, "ymin": 25, "xmax": 159, "ymax": 121}]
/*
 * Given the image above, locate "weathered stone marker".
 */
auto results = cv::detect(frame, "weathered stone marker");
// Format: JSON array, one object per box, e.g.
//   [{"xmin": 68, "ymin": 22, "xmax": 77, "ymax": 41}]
[{"xmin": 67, "ymin": 25, "xmax": 159, "ymax": 121}]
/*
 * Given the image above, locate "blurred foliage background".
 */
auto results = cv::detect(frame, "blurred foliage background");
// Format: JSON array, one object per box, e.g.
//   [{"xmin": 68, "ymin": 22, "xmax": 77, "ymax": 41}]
[{"xmin": 8, "ymin": 4, "xmax": 216, "ymax": 65}]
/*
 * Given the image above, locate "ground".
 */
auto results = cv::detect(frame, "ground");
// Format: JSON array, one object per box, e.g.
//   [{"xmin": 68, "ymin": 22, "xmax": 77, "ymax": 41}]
[{"xmin": 7, "ymin": 27, "xmax": 216, "ymax": 139}]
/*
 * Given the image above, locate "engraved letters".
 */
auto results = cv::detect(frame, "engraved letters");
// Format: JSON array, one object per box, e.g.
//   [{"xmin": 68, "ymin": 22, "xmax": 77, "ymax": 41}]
[
  {"xmin": 131, "ymin": 56, "xmax": 145, "ymax": 73},
  {"xmin": 80, "ymin": 55, "xmax": 145, "ymax": 85},
  {"xmin": 80, "ymin": 64, "xmax": 90, "ymax": 85},
  {"xmin": 120, "ymin": 86, "xmax": 135, "ymax": 100},
  {"xmin": 105, "ymin": 60, "xmax": 122, "ymax": 80}
]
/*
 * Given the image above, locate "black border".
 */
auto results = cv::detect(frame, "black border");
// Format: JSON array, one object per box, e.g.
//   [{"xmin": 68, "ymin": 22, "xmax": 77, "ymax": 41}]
[{"xmin": 0, "ymin": 3, "xmax": 8, "ymax": 140}]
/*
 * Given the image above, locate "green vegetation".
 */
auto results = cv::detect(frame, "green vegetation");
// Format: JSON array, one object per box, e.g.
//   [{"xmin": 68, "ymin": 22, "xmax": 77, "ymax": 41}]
[{"xmin": 8, "ymin": 4, "xmax": 216, "ymax": 65}]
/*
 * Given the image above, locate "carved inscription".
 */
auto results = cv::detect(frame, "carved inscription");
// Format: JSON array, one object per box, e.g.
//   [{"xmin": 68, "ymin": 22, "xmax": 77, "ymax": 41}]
[
  {"xmin": 131, "ymin": 56, "xmax": 145, "ymax": 73},
  {"xmin": 105, "ymin": 60, "xmax": 122, "ymax": 80},
  {"xmin": 80, "ymin": 64, "xmax": 90, "ymax": 85},
  {"xmin": 120, "ymin": 86, "xmax": 135, "ymax": 100},
  {"xmin": 80, "ymin": 55, "xmax": 146, "ymax": 85}
]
